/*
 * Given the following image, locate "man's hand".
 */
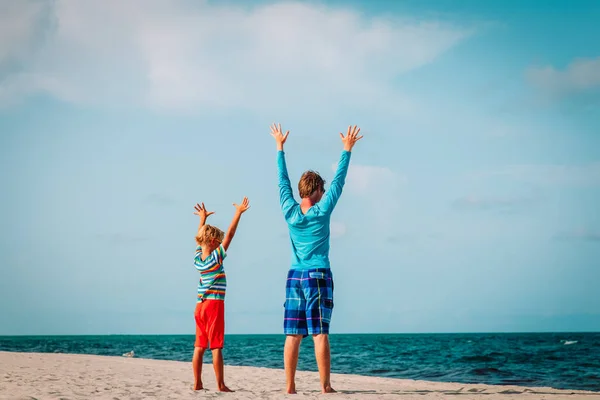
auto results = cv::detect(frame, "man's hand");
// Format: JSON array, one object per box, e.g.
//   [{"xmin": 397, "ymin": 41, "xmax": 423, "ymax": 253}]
[
  {"xmin": 270, "ymin": 123, "xmax": 289, "ymax": 151},
  {"xmin": 340, "ymin": 125, "xmax": 363, "ymax": 152},
  {"xmin": 194, "ymin": 203, "xmax": 215, "ymax": 220},
  {"xmin": 233, "ymin": 197, "xmax": 251, "ymax": 214}
]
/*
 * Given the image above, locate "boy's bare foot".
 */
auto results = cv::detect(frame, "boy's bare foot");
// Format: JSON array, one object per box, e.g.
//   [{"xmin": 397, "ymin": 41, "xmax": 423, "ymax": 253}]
[
  {"xmin": 322, "ymin": 386, "xmax": 337, "ymax": 394},
  {"xmin": 217, "ymin": 384, "xmax": 234, "ymax": 392}
]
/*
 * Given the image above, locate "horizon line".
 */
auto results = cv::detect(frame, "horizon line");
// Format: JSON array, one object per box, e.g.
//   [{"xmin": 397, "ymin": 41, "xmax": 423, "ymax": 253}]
[{"xmin": 1, "ymin": 330, "xmax": 598, "ymax": 337}]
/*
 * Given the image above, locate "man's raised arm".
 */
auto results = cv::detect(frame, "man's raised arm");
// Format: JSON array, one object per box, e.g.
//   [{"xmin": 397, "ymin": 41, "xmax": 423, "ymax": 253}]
[
  {"xmin": 270, "ymin": 123, "xmax": 297, "ymax": 218},
  {"xmin": 320, "ymin": 125, "xmax": 363, "ymax": 214}
]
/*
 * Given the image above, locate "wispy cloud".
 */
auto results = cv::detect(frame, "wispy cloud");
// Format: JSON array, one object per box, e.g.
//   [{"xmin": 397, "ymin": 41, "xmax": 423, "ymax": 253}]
[
  {"xmin": 0, "ymin": 0, "xmax": 471, "ymax": 112},
  {"xmin": 342, "ymin": 164, "xmax": 407, "ymax": 195},
  {"xmin": 452, "ymin": 194, "xmax": 538, "ymax": 213},
  {"xmin": 0, "ymin": 1, "xmax": 49, "ymax": 65},
  {"xmin": 384, "ymin": 232, "xmax": 444, "ymax": 244},
  {"xmin": 336, "ymin": 163, "xmax": 406, "ymax": 237},
  {"xmin": 330, "ymin": 221, "xmax": 346, "ymax": 239},
  {"xmin": 473, "ymin": 163, "xmax": 600, "ymax": 187},
  {"xmin": 554, "ymin": 228, "xmax": 600, "ymax": 243},
  {"xmin": 527, "ymin": 57, "xmax": 600, "ymax": 99},
  {"xmin": 144, "ymin": 193, "xmax": 176, "ymax": 207},
  {"xmin": 94, "ymin": 233, "xmax": 151, "ymax": 246}
]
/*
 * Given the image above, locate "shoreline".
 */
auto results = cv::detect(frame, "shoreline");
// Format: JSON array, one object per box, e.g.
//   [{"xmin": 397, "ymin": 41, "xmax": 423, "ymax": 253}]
[{"xmin": 1, "ymin": 351, "xmax": 599, "ymax": 399}]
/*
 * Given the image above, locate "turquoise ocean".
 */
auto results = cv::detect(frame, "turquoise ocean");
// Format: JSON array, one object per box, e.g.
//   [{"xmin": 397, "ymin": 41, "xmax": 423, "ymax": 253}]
[{"xmin": 1, "ymin": 333, "xmax": 598, "ymax": 392}]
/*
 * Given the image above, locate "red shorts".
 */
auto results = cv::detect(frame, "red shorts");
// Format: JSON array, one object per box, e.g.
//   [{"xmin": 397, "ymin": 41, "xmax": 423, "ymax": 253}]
[{"xmin": 194, "ymin": 300, "xmax": 225, "ymax": 349}]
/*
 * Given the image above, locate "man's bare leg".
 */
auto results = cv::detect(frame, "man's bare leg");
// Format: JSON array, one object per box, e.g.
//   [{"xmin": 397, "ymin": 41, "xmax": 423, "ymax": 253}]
[
  {"xmin": 313, "ymin": 334, "xmax": 336, "ymax": 393},
  {"xmin": 192, "ymin": 347, "xmax": 205, "ymax": 390},
  {"xmin": 284, "ymin": 334, "xmax": 303, "ymax": 394},
  {"xmin": 211, "ymin": 348, "xmax": 233, "ymax": 392}
]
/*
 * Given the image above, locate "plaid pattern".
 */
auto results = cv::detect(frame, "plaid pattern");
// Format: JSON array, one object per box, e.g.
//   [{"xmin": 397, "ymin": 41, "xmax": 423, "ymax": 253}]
[{"xmin": 284, "ymin": 268, "xmax": 334, "ymax": 336}]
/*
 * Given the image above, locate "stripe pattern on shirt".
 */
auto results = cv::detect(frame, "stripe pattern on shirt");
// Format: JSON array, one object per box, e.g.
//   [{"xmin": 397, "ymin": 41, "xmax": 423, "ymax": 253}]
[{"xmin": 194, "ymin": 244, "xmax": 227, "ymax": 302}]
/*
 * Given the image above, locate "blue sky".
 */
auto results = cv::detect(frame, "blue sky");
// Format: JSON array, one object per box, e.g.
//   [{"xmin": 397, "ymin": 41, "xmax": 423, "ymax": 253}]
[{"xmin": 1, "ymin": 0, "xmax": 599, "ymax": 335}]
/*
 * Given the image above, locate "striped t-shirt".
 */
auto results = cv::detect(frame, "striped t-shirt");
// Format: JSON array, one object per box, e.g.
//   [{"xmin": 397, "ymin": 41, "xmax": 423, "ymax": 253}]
[{"xmin": 194, "ymin": 244, "xmax": 227, "ymax": 302}]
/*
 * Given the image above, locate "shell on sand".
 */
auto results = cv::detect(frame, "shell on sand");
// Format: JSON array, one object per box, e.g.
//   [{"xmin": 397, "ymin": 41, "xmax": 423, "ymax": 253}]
[{"xmin": 122, "ymin": 350, "xmax": 135, "ymax": 358}]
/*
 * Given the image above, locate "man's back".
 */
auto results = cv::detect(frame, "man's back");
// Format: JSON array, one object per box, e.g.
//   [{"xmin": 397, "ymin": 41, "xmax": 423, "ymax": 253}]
[
  {"xmin": 285, "ymin": 203, "xmax": 333, "ymax": 269},
  {"xmin": 277, "ymin": 150, "xmax": 351, "ymax": 270}
]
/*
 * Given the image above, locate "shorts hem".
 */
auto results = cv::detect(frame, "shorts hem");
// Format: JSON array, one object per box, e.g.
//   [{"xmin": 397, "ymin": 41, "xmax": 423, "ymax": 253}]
[
  {"xmin": 284, "ymin": 329, "xmax": 308, "ymax": 337},
  {"xmin": 307, "ymin": 329, "xmax": 330, "ymax": 335}
]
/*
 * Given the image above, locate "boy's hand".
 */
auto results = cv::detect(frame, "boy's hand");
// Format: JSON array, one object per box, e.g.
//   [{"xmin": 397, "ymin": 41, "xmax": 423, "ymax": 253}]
[
  {"xmin": 233, "ymin": 197, "xmax": 250, "ymax": 214},
  {"xmin": 223, "ymin": 197, "xmax": 250, "ymax": 251},
  {"xmin": 194, "ymin": 203, "xmax": 215, "ymax": 219},
  {"xmin": 270, "ymin": 123, "xmax": 289, "ymax": 151},
  {"xmin": 340, "ymin": 125, "xmax": 363, "ymax": 152}
]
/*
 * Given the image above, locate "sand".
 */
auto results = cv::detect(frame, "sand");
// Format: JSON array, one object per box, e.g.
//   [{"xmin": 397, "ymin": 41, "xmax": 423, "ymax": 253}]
[{"xmin": 0, "ymin": 351, "xmax": 598, "ymax": 399}]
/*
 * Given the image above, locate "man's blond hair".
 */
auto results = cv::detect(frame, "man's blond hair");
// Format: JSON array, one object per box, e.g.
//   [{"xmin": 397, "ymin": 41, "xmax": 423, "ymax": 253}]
[
  {"xmin": 195, "ymin": 224, "xmax": 225, "ymax": 246},
  {"xmin": 298, "ymin": 170, "xmax": 325, "ymax": 198}
]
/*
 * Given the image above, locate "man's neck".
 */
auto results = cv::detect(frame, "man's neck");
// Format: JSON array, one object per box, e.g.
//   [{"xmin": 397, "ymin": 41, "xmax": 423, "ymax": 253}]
[{"xmin": 300, "ymin": 197, "xmax": 316, "ymax": 214}]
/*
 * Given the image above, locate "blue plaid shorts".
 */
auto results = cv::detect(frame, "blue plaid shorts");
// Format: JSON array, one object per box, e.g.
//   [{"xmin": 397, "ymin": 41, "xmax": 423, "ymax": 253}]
[{"xmin": 284, "ymin": 268, "xmax": 334, "ymax": 336}]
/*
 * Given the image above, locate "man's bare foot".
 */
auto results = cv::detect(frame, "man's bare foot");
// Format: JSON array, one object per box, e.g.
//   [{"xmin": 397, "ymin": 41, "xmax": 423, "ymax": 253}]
[
  {"xmin": 217, "ymin": 384, "xmax": 234, "ymax": 392},
  {"xmin": 286, "ymin": 387, "xmax": 297, "ymax": 394},
  {"xmin": 192, "ymin": 383, "xmax": 204, "ymax": 390},
  {"xmin": 322, "ymin": 386, "xmax": 337, "ymax": 394}
]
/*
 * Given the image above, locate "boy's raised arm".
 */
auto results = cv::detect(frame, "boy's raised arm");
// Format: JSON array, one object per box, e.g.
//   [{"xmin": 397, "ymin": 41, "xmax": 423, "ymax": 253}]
[
  {"xmin": 270, "ymin": 123, "xmax": 297, "ymax": 217},
  {"xmin": 193, "ymin": 202, "xmax": 214, "ymax": 236},
  {"xmin": 222, "ymin": 197, "xmax": 250, "ymax": 251},
  {"xmin": 320, "ymin": 125, "xmax": 363, "ymax": 214}
]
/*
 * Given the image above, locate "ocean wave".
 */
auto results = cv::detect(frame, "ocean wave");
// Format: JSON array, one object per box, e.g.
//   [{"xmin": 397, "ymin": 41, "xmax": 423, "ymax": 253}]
[
  {"xmin": 471, "ymin": 367, "xmax": 512, "ymax": 377},
  {"xmin": 459, "ymin": 355, "xmax": 496, "ymax": 363}
]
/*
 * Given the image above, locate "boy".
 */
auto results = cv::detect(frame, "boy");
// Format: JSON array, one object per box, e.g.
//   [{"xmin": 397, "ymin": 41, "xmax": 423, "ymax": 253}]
[
  {"xmin": 270, "ymin": 123, "xmax": 363, "ymax": 394},
  {"xmin": 191, "ymin": 198, "xmax": 250, "ymax": 392}
]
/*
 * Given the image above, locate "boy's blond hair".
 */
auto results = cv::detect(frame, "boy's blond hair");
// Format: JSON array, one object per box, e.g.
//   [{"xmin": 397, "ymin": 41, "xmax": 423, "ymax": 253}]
[{"xmin": 195, "ymin": 224, "xmax": 225, "ymax": 246}]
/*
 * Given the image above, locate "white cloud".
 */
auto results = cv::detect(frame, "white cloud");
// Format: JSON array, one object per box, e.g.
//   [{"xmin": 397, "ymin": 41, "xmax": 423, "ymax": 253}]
[
  {"xmin": 0, "ymin": 1, "xmax": 47, "ymax": 65},
  {"xmin": 94, "ymin": 233, "xmax": 151, "ymax": 246},
  {"xmin": 341, "ymin": 164, "xmax": 407, "ymax": 195},
  {"xmin": 334, "ymin": 163, "xmax": 405, "ymax": 237},
  {"xmin": 452, "ymin": 194, "xmax": 537, "ymax": 212},
  {"xmin": 474, "ymin": 163, "xmax": 600, "ymax": 187},
  {"xmin": 0, "ymin": 0, "xmax": 471, "ymax": 111},
  {"xmin": 527, "ymin": 57, "xmax": 600, "ymax": 97},
  {"xmin": 144, "ymin": 193, "xmax": 176, "ymax": 207},
  {"xmin": 330, "ymin": 221, "xmax": 346, "ymax": 239}
]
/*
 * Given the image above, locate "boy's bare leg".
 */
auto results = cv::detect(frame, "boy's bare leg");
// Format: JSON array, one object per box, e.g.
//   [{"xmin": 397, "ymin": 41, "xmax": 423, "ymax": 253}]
[
  {"xmin": 211, "ymin": 348, "xmax": 233, "ymax": 392},
  {"xmin": 284, "ymin": 334, "xmax": 303, "ymax": 394},
  {"xmin": 313, "ymin": 334, "xmax": 336, "ymax": 393},
  {"xmin": 192, "ymin": 347, "xmax": 205, "ymax": 390}
]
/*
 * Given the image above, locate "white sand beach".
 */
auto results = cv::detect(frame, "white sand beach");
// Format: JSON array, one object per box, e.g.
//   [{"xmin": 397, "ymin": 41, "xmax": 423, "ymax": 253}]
[{"xmin": 0, "ymin": 351, "xmax": 597, "ymax": 399}]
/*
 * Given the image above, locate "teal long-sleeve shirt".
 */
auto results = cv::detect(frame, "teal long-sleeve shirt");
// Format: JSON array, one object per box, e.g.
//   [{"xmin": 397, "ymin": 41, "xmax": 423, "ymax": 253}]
[{"xmin": 277, "ymin": 150, "xmax": 351, "ymax": 270}]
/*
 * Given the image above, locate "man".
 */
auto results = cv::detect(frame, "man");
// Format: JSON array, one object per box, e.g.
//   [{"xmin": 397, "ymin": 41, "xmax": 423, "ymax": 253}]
[{"xmin": 270, "ymin": 123, "xmax": 363, "ymax": 394}]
